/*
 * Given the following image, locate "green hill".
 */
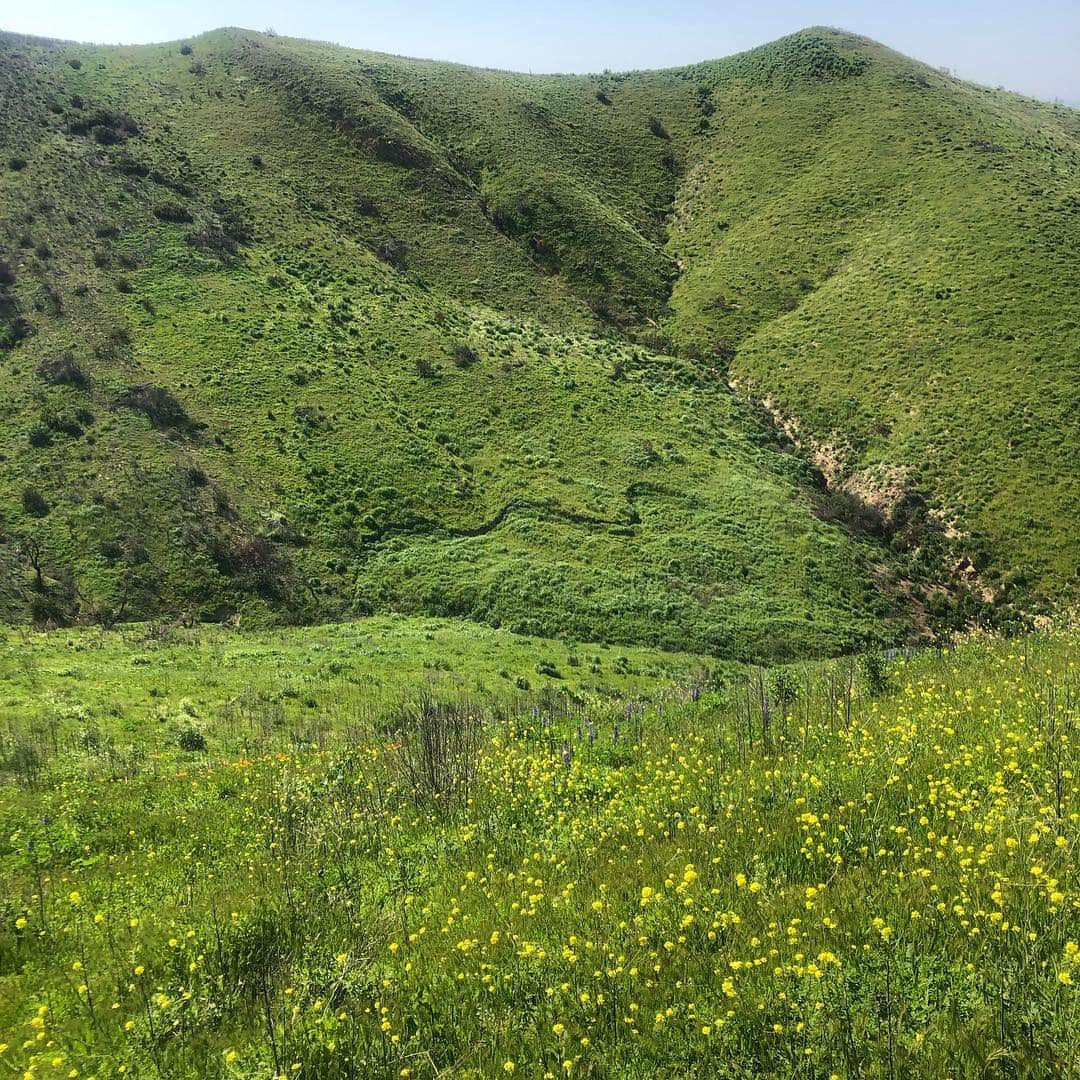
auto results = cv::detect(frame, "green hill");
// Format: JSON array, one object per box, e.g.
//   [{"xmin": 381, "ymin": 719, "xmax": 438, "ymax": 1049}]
[
  {"xmin": 662, "ymin": 30, "xmax": 1080, "ymax": 600},
  {"xmin": 1, "ymin": 26, "xmax": 1076, "ymax": 656}
]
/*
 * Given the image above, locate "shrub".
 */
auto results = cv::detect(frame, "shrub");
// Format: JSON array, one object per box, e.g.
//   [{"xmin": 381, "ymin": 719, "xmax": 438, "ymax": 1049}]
[
  {"xmin": 767, "ymin": 668, "xmax": 799, "ymax": 713},
  {"xmin": 390, "ymin": 697, "xmax": 483, "ymax": 808},
  {"xmin": 99, "ymin": 539, "xmax": 124, "ymax": 563},
  {"xmin": 42, "ymin": 408, "xmax": 88, "ymax": 438},
  {"xmin": 815, "ymin": 489, "xmax": 886, "ymax": 535},
  {"xmin": 859, "ymin": 652, "xmax": 891, "ymax": 697},
  {"xmin": 375, "ymin": 237, "xmax": 407, "ymax": 269},
  {"xmin": 224, "ymin": 534, "xmax": 289, "ymax": 595},
  {"xmin": 185, "ymin": 226, "xmax": 235, "ymax": 260},
  {"xmin": 94, "ymin": 326, "xmax": 131, "ymax": 362},
  {"xmin": 0, "ymin": 736, "xmax": 45, "ymax": 787},
  {"xmin": 451, "ymin": 342, "xmax": 479, "ymax": 368},
  {"xmin": 369, "ymin": 135, "xmax": 430, "ymax": 170},
  {"xmin": 22, "ymin": 486, "xmax": 50, "ymax": 517},
  {"xmin": 27, "ymin": 425, "xmax": 52, "ymax": 448},
  {"xmin": 0, "ymin": 315, "xmax": 33, "ymax": 351},
  {"xmin": 178, "ymin": 727, "xmax": 207, "ymax": 752},
  {"xmin": 707, "ymin": 294, "xmax": 735, "ymax": 312},
  {"xmin": 627, "ymin": 439, "xmax": 661, "ymax": 468},
  {"xmin": 648, "ymin": 116, "xmax": 670, "ymax": 139},
  {"xmin": 153, "ymin": 202, "xmax": 193, "ymax": 224},
  {"xmin": 37, "ymin": 352, "xmax": 89, "ymax": 388},
  {"xmin": 713, "ymin": 339, "xmax": 737, "ymax": 363},
  {"xmin": 638, "ymin": 329, "xmax": 674, "ymax": 354},
  {"xmin": 179, "ymin": 43, "xmax": 193, "ymax": 55},
  {"xmin": 114, "ymin": 385, "xmax": 192, "ymax": 429},
  {"xmin": 185, "ymin": 465, "xmax": 209, "ymax": 487},
  {"xmin": 92, "ymin": 124, "xmax": 129, "ymax": 145},
  {"xmin": 186, "ymin": 197, "xmax": 252, "ymax": 262},
  {"xmin": 356, "ymin": 194, "xmax": 379, "ymax": 216}
]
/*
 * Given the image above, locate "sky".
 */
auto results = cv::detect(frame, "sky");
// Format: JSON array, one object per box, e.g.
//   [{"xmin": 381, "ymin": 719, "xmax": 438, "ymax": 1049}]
[{"xmin": 3, "ymin": 0, "xmax": 1078, "ymax": 105}]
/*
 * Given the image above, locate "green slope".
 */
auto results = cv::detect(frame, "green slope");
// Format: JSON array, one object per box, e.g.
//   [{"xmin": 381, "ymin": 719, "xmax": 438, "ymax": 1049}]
[
  {"xmin": 0, "ymin": 25, "xmax": 1074, "ymax": 653},
  {"xmin": 0, "ymin": 616, "xmax": 726, "ymax": 755},
  {"xmin": 659, "ymin": 29, "xmax": 1080, "ymax": 599}
]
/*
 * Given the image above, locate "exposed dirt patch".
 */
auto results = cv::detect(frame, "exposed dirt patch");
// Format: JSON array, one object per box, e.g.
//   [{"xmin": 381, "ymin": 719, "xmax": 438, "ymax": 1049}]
[
  {"xmin": 731, "ymin": 376, "xmax": 1006, "ymax": 630},
  {"xmin": 842, "ymin": 464, "xmax": 912, "ymax": 528},
  {"xmin": 750, "ymin": 383, "xmax": 920, "ymax": 528}
]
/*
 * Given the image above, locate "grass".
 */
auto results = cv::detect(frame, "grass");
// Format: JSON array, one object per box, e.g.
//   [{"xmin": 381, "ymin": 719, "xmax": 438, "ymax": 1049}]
[
  {"xmin": 0, "ymin": 622, "xmax": 1077, "ymax": 1077},
  {"xmin": 0, "ymin": 616, "xmax": 723, "ymax": 762},
  {"xmin": 0, "ymin": 24, "xmax": 1077, "ymax": 1077},
  {"xmin": 1, "ymin": 26, "xmax": 1075, "ymax": 653}
]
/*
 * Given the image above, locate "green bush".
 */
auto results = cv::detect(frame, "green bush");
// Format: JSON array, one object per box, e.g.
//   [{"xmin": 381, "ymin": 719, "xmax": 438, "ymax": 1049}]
[{"xmin": 177, "ymin": 727, "xmax": 207, "ymax": 752}]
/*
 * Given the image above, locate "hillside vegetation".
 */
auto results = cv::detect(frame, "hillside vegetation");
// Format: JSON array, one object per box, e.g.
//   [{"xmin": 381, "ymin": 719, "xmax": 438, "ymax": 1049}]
[
  {"xmin": 0, "ymin": 26, "xmax": 1077, "ymax": 656},
  {"xmin": 1, "ymin": 624, "xmax": 1077, "ymax": 1077},
  {"xmin": 0, "ymin": 615, "xmax": 723, "ymax": 760},
  {"xmin": 664, "ymin": 32, "xmax": 1080, "ymax": 599}
]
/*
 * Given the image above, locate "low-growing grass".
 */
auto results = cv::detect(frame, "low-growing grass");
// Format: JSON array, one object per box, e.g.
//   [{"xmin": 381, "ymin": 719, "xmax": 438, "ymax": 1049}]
[
  {"xmin": 0, "ymin": 623, "xmax": 1076, "ymax": 1077},
  {"xmin": 0, "ymin": 616, "xmax": 721, "ymax": 767}
]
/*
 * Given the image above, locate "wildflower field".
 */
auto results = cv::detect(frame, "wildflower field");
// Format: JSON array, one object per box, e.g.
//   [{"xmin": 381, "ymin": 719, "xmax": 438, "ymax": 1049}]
[{"xmin": 1, "ymin": 625, "xmax": 1077, "ymax": 1078}]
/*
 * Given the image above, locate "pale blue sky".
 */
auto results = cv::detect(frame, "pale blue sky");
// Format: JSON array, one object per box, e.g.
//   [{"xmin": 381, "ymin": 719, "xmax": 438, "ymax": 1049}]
[{"xmin": 3, "ymin": 0, "xmax": 1078, "ymax": 104}]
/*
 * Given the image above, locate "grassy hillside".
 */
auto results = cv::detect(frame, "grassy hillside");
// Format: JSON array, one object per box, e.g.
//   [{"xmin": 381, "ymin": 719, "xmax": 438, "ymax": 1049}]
[
  {"xmin": 1, "ymin": 25, "xmax": 1075, "ymax": 654},
  {"xmin": 1, "ymin": 624, "xmax": 1077, "ymax": 1076},
  {"xmin": 662, "ymin": 30, "xmax": 1080, "ymax": 600}
]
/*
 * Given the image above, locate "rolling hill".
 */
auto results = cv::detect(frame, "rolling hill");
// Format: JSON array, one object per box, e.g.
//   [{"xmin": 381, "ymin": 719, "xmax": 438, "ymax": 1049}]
[{"xmin": 0, "ymin": 26, "xmax": 1076, "ymax": 657}]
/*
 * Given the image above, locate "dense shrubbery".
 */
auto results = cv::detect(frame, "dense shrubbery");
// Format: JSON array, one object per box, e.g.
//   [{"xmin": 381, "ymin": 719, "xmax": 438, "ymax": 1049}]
[
  {"xmin": 36, "ymin": 352, "xmax": 89, "ymax": 387},
  {"xmin": 20, "ymin": 486, "xmax": 49, "ymax": 517},
  {"xmin": 451, "ymin": 342, "xmax": 478, "ymax": 368},
  {"xmin": 153, "ymin": 201, "xmax": 194, "ymax": 224}
]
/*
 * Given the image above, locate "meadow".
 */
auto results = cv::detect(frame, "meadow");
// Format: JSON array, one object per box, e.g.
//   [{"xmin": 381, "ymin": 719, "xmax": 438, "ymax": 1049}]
[
  {"xmin": 1, "ymin": 622, "xmax": 1077, "ymax": 1077},
  {"xmin": 0, "ymin": 617, "xmax": 721, "ymax": 766},
  {"xmin": 2, "ymin": 21, "xmax": 1079, "ymax": 1080}
]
